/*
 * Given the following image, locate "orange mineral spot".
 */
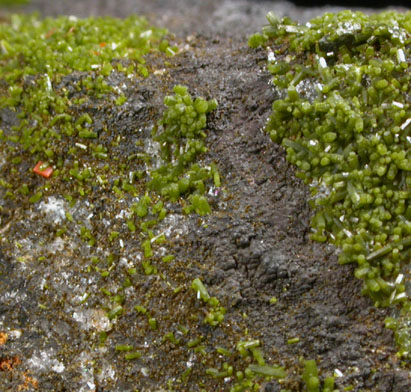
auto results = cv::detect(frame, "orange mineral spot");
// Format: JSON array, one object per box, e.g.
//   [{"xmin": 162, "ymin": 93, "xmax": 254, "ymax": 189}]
[
  {"xmin": 0, "ymin": 356, "xmax": 21, "ymax": 371},
  {"xmin": 18, "ymin": 373, "xmax": 39, "ymax": 391},
  {"xmin": 0, "ymin": 332, "xmax": 7, "ymax": 345},
  {"xmin": 33, "ymin": 161, "xmax": 53, "ymax": 178}
]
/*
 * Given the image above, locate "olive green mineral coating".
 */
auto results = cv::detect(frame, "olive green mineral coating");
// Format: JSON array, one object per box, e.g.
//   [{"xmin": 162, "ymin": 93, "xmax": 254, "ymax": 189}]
[
  {"xmin": 0, "ymin": 12, "xmax": 287, "ymax": 391},
  {"xmin": 250, "ymin": 10, "xmax": 410, "ymax": 358}
]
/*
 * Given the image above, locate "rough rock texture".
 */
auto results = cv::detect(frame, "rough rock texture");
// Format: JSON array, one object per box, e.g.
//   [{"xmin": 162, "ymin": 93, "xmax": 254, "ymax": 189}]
[{"xmin": 0, "ymin": 1, "xmax": 410, "ymax": 391}]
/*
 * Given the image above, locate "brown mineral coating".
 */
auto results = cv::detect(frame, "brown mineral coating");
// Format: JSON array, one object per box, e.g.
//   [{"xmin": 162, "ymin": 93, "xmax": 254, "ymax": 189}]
[{"xmin": 0, "ymin": 0, "xmax": 410, "ymax": 391}]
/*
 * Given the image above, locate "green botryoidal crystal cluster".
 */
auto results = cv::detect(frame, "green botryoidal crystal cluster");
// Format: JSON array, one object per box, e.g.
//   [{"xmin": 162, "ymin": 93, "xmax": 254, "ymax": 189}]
[
  {"xmin": 149, "ymin": 85, "xmax": 219, "ymax": 214},
  {"xmin": 250, "ymin": 10, "xmax": 410, "ymax": 357}
]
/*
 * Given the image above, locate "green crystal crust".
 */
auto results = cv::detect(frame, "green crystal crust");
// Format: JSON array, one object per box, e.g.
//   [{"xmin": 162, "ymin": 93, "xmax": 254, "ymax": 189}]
[
  {"xmin": 0, "ymin": 13, "xmax": 171, "ymax": 166},
  {"xmin": 0, "ymin": 12, "xmax": 287, "ymax": 389},
  {"xmin": 251, "ymin": 10, "xmax": 410, "ymax": 356},
  {"xmin": 149, "ymin": 84, "xmax": 219, "ymax": 212}
]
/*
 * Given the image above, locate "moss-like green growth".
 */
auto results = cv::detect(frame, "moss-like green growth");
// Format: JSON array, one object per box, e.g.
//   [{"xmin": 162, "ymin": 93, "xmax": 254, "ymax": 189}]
[{"xmin": 250, "ymin": 10, "xmax": 410, "ymax": 356}]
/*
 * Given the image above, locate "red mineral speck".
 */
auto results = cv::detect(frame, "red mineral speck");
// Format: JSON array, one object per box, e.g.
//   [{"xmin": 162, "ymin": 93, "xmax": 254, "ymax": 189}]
[{"xmin": 33, "ymin": 161, "xmax": 53, "ymax": 178}]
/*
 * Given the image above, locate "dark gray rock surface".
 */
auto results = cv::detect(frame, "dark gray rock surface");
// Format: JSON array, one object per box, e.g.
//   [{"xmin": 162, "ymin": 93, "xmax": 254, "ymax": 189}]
[{"xmin": 0, "ymin": 1, "xmax": 410, "ymax": 391}]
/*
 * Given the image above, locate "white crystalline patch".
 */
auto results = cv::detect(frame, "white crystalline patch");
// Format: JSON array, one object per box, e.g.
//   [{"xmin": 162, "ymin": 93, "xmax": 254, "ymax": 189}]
[
  {"xmin": 53, "ymin": 362, "xmax": 65, "ymax": 373},
  {"xmin": 400, "ymin": 118, "xmax": 411, "ymax": 131},
  {"xmin": 96, "ymin": 362, "xmax": 116, "ymax": 383},
  {"xmin": 267, "ymin": 47, "xmax": 276, "ymax": 62},
  {"xmin": 8, "ymin": 329, "xmax": 22, "ymax": 340},
  {"xmin": 319, "ymin": 57, "xmax": 327, "ymax": 68},
  {"xmin": 48, "ymin": 237, "xmax": 65, "ymax": 253},
  {"xmin": 70, "ymin": 201, "xmax": 94, "ymax": 225},
  {"xmin": 392, "ymin": 101, "xmax": 404, "ymax": 109},
  {"xmin": 12, "ymin": 238, "xmax": 35, "ymax": 265},
  {"xmin": 397, "ymin": 49, "xmax": 406, "ymax": 64},
  {"xmin": 156, "ymin": 246, "xmax": 167, "ymax": 257},
  {"xmin": 72, "ymin": 310, "xmax": 87, "ymax": 324},
  {"xmin": 73, "ymin": 308, "xmax": 112, "ymax": 331},
  {"xmin": 343, "ymin": 229, "xmax": 353, "ymax": 238},
  {"xmin": 76, "ymin": 351, "xmax": 97, "ymax": 392},
  {"xmin": 115, "ymin": 209, "xmax": 128, "ymax": 219},
  {"xmin": 38, "ymin": 196, "xmax": 66, "ymax": 224},
  {"xmin": 295, "ymin": 79, "xmax": 319, "ymax": 103},
  {"xmin": 285, "ymin": 25, "xmax": 299, "ymax": 33},
  {"xmin": 45, "ymin": 74, "xmax": 52, "ymax": 91},
  {"xmin": 28, "ymin": 350, "xmax": 65, "ymax": 374},
  {"xmin": 0, "ymin": 289, "xmax": 28, "ymax": 306},
  {"xmin": 140, "ymin": 30, "xmax": 152, "ymax": 38},
  {"xmin": 159, "ymin": 213, "xmax": 189, "ymax": 238},
  {"xmin": 336, "ymin": 64, "xmax": 351, "ymax": 71},
  {"xmin": 208, "ymin": 186, "xmax": 220, "ymax": 197},
  {"xmin": 102, "ymin": 218, "xmax": 111, "ymax": 227},
  {"xmin": 309, "ymin": 180, "xmax": 331, "ymax": 200},
  {"xmin": 395, "ymin": 274, "xmax": 404, "ymax": 285},
  {"xmin": 336, "ymin": 21, "xmax": 361, "ymax": 36},
  {"xmin": 75, "ymin": 142, "xmax": 87, "ymax": 150},
  {"xmin": 154, "ymin": 68, "xmax": 167, "ymax": 76},
  {"xmin": 144, "ymin": 137, "xmax": 162, "ymax": 168},
  {"xmin": 388, "ymin": 26, "xmax": 407, "ymax": 44},
  {"xmin": 119, "ymin": 257, "xmax": 132, "ymax": 268},
  {"xmin": 394, "ymin": 293, "xmax": 407, "ymax": 301},
  {"xmin": 150, "ymin": 231, "xmax": 166, "ymax": 244}
]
